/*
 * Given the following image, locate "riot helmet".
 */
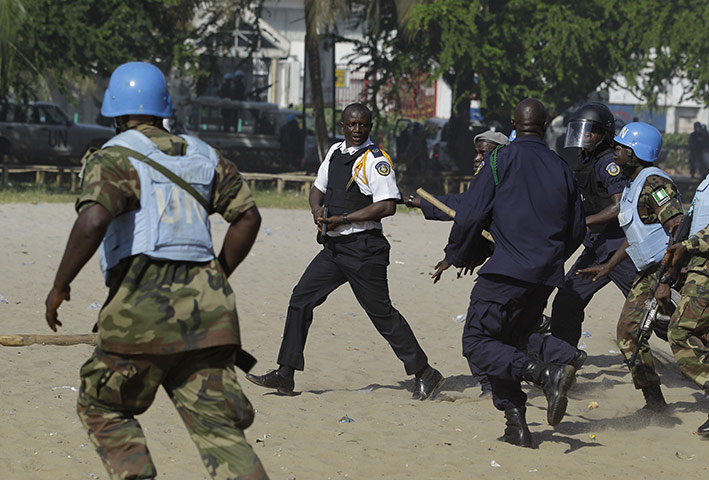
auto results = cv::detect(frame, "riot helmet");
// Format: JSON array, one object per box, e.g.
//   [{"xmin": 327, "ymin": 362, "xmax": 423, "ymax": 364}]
[
  {"xmin": 564, "ymin": 102, "xmax": 615, "ymax": 150},
  {"xmin": 101, "ymin": 62, "xmax": 173, "ymax": 118}
]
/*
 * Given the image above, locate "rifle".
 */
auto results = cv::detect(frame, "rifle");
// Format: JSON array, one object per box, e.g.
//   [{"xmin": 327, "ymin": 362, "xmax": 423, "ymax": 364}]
[{"xmin": 629, "ymin": 211, "xmax": 693, "ymax": 367}]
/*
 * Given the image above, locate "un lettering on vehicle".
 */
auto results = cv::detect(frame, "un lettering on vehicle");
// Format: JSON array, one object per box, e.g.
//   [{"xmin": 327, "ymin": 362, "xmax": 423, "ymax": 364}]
[{"xmin": 49, "ymin": 129, "xmax": 68, "ymax": 149}]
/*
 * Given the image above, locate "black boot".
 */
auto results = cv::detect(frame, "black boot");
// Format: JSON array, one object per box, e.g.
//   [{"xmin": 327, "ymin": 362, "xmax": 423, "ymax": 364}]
[
  {"xmin": 571, "ymin": 349, "xmax": 587, "ymax": 372},
  {"xmin": 522, "ymin": 360, "xmax": 575, "ymax": 426},
  {"xmin": 697, "ymin": 415, "xmax": 709, "ymax": 437},
  {"xmin": 412, "ymin": 366, "xmax": 445, "ymax": 400},
  {"xmin": 246, "ymin": 367, "xmax": 296, "ymax": 395},
  {"xmin": 503, "ymin": 407, "xmax": 533, "ymax": 448},
  {"xmin": 641, "ymin": 385, "xmax": 668, "ymax": 413}
]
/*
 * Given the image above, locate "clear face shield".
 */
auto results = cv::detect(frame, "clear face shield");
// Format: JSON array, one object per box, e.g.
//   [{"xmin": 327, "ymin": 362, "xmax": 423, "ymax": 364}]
[{"xmin": 564, "ymin": 120, "xmax": 602, "ymax": 150}]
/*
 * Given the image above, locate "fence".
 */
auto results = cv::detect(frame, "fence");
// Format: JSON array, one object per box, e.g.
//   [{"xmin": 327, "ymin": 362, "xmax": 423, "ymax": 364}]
[{"xmin": 0, "ymin": 163, "xmax": 315, "ymax": 194}]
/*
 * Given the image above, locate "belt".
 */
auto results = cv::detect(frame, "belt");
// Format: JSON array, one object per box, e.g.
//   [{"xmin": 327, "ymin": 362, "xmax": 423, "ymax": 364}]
[{"xmin": 326, "ymin": 229, "xmax": 383, "ymax": 244}]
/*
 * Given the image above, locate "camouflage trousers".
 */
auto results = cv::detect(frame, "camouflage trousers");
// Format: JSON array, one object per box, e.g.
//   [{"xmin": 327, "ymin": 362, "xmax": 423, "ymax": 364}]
[
  {"xmin": 616, "ymin": 269, "xmax": 663, "ymax": 389},
  {"xmin": 76, "ymin": 345, "xmax": 268, "ymax": 480},
  {"xmin": 668, "ymin": 271, "xmax": 709, "ymax": 393}
]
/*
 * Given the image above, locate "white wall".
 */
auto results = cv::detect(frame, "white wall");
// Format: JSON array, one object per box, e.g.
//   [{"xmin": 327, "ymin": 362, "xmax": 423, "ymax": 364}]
[{"xmin": 607, "ymin": 75, "xmax": 708, "ymax": 134}]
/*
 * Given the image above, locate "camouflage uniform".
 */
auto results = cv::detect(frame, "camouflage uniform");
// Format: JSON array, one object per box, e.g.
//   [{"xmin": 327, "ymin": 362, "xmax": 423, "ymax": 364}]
[
  {"xmin": 616, "ymin": 175, "xmax": 683, "ymax": 389},
  {"xmin": 75, "ymin": 124, "xmax": 267, "ymax": 480},
  {"xmin": 667, "ymin": 225, "xmax": 709, "ymax": 393}
]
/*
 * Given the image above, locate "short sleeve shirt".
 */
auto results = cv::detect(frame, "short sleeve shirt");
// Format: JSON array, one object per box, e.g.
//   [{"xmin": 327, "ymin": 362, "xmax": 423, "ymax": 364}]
[
  {"xmin": 595, "ymin": 153, "xmax": 627, "ymax": 197},
  {"xmin": 76, "ymin": 124, "xmax": 255, "ymax": 355},
  {"xmin": 313, "ymin": 139, "xmax": 400, "ymax": 235}
]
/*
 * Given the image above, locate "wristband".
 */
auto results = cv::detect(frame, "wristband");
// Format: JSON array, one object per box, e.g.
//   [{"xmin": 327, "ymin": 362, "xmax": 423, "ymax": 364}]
[
  {"xmin": 406, "ymin": 194, "xmax": 415, "ymax": 207},
  {"xmin": 659, "ymin": 274, "xmax": 671, "ymax": 285},
  {"xmin": 343, "ymin": 213, "xmax": 350, "ymax": 224}
]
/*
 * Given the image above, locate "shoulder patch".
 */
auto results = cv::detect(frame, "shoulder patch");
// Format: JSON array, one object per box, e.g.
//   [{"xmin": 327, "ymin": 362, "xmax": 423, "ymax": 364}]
[
  {"xmin": 606, "ymin": 162, "xmax": 620, "ymax": 176},
  {"xmin": 375, "ymin": 160, "xmax": 391, "ymax": 176},
  {"xmin": 651, "ymin": 188, "xmax": 670, "ymax": 207},
  {"xmin": 368, "ymin": 146, "xmax": 384, "ymax": 158}
]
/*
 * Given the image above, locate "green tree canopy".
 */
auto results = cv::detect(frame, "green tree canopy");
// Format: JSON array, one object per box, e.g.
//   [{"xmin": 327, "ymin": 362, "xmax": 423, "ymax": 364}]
[
  {"xmin": 0, "ymin": 0, "xmax": 261, "ymax": 101},
  {"xmin": 345, "ymin": 0, "xmax": 708, "ymax": 170}
]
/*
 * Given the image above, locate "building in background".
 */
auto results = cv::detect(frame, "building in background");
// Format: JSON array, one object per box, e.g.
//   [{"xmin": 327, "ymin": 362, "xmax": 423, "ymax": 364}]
[{"xmin": 607, "ymin": 76, "xmax": 708, "ymax": 134}]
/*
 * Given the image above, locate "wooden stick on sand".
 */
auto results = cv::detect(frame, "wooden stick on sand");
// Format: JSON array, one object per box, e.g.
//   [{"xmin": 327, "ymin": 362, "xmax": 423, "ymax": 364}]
[
  {"xmin": 415, "ymin": 188, "xmax": 495, "ymax": 243},
  {"xmin": 0, "ymin": 334, "xmax": 97, "ymax": 347}
]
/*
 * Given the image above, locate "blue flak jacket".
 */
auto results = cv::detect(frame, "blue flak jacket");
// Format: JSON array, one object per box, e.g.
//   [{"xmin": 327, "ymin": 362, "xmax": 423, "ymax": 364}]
[{"xmin": 444, "ymin": 135, "xmax": 586, "ymax": 288}]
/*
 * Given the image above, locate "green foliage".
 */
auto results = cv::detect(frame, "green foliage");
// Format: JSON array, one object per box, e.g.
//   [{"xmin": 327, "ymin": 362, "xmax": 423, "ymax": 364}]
[
  {"xmin": 622, "ymin": 0, "xmax": 709, "ymax": 105},
  {"xmin": 0, "ymin": 0, "xmax": 262, "ymax": 101},
  {"xmin": 663, "ymin": 133, "xmax": 689, "ymax": 148}
]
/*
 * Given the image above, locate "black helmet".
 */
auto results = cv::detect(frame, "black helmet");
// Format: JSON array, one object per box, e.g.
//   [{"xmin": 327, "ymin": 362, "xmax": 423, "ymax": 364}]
[{"xmin": 564, "ymin": 102, "xmax": 615, "ymax": 150}]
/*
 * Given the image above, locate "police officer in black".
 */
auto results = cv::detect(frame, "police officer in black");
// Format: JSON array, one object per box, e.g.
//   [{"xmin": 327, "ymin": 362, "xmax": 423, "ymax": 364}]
[
  {"xmin": 550, "ymin": 103, "xmax": 637, "ymax": 347},
  {"xmin": 247, "ymin": 103, "xmax": 444, "ymax": 400},
  {"xmin": 432, "ymin": 98, "xmax": 587, "ymax": 447}
]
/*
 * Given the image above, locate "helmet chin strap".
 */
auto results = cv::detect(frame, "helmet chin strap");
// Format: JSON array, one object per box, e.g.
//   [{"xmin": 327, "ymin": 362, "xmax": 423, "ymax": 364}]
[
  {"xmin": 113, "ymin": 116, "xmax": 130, "ymax": 134},
  {"xmin": 113, "ymin": 115, "xmax": 163, "ymax": 134},
  {"xmin": 621, "ymin": 153, "xmax": 642, "ymax": 178}
]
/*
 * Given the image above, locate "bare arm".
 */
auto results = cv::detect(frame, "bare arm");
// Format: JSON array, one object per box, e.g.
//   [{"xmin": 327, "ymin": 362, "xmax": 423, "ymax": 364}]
[
  {"xmin": 321, "ymin": 199, "xmax": 397, "ymax": 228},
  {"xmin": 585, "ymin": 193, "xmax": 621, "ymax": 226},
  {"xmin": 45, "ymin": 203, "xmax": 113, "ymax": 331},
  {"xmin": 218, "ymin": 205, "xmax": 261, "ymax": 278},
  {"xmin": 309, "ymin": 186, "xmax": 325, "ymax": 224}
]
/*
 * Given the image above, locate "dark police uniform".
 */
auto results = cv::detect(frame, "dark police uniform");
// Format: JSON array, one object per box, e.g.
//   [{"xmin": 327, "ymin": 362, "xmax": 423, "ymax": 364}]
[
  {"xmin": 445, "ymin": 135, "xmax": 586, "ymax": 410},
  {"xmin": 420, "ymin": 193, "xmax": 492, "ymax": 393},
  {"xmin": 551, "ymin": 148, "xmax": 637, "ymax": 346},
  {"xmin": 275, "ymin": 139, "xmax": 430, "ymax": 376}
]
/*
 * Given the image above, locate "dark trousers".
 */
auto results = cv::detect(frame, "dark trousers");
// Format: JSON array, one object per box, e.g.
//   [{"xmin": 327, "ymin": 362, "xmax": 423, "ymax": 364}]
[
  {"xmin": 463, "ymin": 274, "xmax": 577, "ymax": 410},
  {"xmin": 277, "ymin": 231, "xmax": 429, "ymax": 376},
  {"xmin": 551, "ymin": 248, "xmax": 636, "ymax": 346}
]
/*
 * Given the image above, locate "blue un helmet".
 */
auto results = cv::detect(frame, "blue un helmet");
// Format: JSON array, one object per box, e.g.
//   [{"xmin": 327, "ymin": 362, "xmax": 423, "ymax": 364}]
[
  {"xmin": 101, "ymin": 62, "xmax": 172, "ymax": 118},
  {"xmin": 613, "ymin": 122, "xmax": 662, "ymax": 163}
]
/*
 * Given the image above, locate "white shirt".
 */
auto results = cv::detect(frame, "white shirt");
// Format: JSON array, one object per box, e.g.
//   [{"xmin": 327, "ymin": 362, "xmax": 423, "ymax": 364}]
[{"xmin": 313, "ymin": 139, "xmax": 401, "ymax": 236}]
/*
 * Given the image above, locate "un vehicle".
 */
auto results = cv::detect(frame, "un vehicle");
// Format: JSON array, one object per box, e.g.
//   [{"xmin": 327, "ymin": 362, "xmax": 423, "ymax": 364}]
[
  {"xmin": 180, "ymin": 96, "xmax": 320, "ymax": 172},
  {"xmin": 0, "ymin": 102, "xmax": 114, "ymax": 165}
]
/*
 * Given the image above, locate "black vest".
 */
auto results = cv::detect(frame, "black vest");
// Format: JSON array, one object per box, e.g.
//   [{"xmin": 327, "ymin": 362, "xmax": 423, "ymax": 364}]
[
  {"xmin": 574, "ymin": 147, "xmax": 618, "ymax": 233},
  {"xmin": 324, "ymin": 145, "xmax": 375, "ymax": 216}
]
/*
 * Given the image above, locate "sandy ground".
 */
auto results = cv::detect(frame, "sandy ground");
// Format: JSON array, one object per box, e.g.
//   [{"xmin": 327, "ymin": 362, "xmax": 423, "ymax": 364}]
[{"xmin": 0, "ymin": 202, "xmax": 707, "ymax": 480}]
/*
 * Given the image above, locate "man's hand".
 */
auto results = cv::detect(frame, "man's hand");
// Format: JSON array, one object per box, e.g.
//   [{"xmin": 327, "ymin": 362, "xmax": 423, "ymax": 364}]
[
  {"xmin": 312, "ymin": 205, "xmax": 324, "ymax": 225},
  {"xmin": 45, "ymin": 286, "xmax": 70, "ymax": 332},
  {"xmin": 432, "ymin": 259, "xmax": 452, "ymax": 284},
  {"xmin": 576, "ymin": 263, "xmax": 612, "ymax": 282},
  {"xmin": 320, "ymin": 215, "xmax": 344, "ymax": 229},
  {"xmin": 663, "ymin": 242, "xmax": 688, "ymax": 269},
  {"xmin": 655, "ymin": 282, "xmax": 672, "ymax": 310}
]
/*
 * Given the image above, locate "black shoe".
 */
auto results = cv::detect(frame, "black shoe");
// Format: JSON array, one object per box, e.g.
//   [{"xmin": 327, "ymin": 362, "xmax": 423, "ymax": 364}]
[
  {"xmin": 697, "ymin": 415, "xmax": 709, "ymax": 436},
  {"xmin": 503, "ymin": 407, "xmax": 533, "ymax": 448},
  {"xmin": 522, "ymin": 360, "xmax": 575, "ymax": 426},
  {"xmin": 413, "ymin": 366, "xmax": 445, "ymax": 401},
  {"xmin": 641, "ymin": 386, "xmax": 668, "ymax": 413},
  {"xmin": 246, "ymin": 370, "xmax": 296, "ymax": 396},
  {"xmin": 571, "ymin": 350, "xmax": 587, "ymax": 371}
]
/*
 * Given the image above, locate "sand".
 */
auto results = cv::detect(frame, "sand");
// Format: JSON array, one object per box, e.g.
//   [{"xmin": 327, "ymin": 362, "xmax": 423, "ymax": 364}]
[{"xmin": 0, "ymin": 202, "xmax": 707, "ymax": 479}]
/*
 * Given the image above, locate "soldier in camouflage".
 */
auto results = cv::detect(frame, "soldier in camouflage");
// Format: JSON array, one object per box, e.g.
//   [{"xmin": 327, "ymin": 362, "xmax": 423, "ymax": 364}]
[
  {"xmin": 656, "ymin": 174, "xmax": 709, "ymax": 436},
  {"xmin": 578, "ymin": 122, "xmax": 683, "ymax": 412},
  {"xmin": 44, "ymin": 62, "xmax": 269, "ymax": 479}
]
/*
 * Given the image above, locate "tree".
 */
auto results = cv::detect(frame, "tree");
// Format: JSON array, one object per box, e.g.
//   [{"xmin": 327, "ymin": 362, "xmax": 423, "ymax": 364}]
[
  {"xmin": 344, "ymin": 0, "xmax": 707, "ymax": 170},
  {"xmin": 620, "ymin": 0, "xmax": 709, "ymax": 106},
  {"xmin": 304, "ymin": 0, "xmax": 350, "ymax": 161},
  {"xmin": 0, "ymin": 0, "xmax": 262, "ymax": 102}
]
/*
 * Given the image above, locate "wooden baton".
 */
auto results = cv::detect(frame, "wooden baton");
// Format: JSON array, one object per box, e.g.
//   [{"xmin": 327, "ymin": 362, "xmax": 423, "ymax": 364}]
[
  {"xmin": 415, "ymin": 188, "xmax": 495, "ymax": 243},
  {"xmin": 0, "ymin": 334, "xmax": 97, "ymax": 347}
]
